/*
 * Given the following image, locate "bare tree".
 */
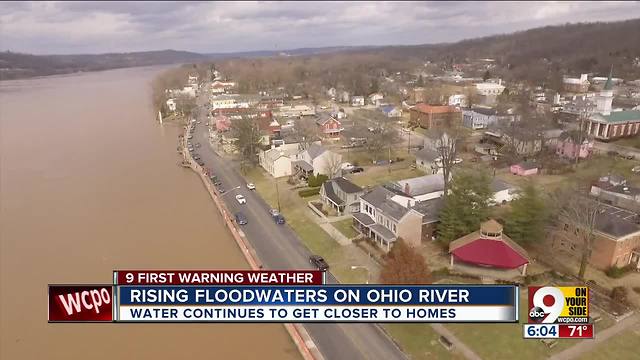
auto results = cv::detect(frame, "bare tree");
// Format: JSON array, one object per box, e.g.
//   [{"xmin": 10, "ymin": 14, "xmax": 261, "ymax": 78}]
[
  {"xmin": 231, "ymin": 116, "xmax": 261, "ymax": 168},
  {"xmin": 293, "ymin": 118, "xmax": 319, "ymax": 150},
  {"xmin": 427, "ymin": 127, "xmax": 465, "ymax": 197},
  {"xmin": 551, "ymin": 190, "xmax": 604, "ymax": 280},
  {"xmin": 323, "ymin": 152, "xmax": 343, "ymax": 178}
]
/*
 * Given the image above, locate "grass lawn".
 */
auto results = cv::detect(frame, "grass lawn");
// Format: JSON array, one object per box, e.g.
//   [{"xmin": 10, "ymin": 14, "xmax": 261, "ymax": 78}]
[
  {"xmin": 581, "ymin": 323, "xmax": 640, "ymax": 360},
  {"xmin": 349, "ymin": 165, "xmax": 425, "ymax": 188},
  {"xmin": 444, "ymin": 289, "xmax": 617, "ymax": 360},
  {"xmin": 384, "ymin": 324, "xmax": 465, "ymax": 360},
  {"xmin": 612, "ymin": 137, "xmax": 640, "ymax": 149},
  {"xmin": 332, "ymin": 219, "xmax": 358, "ymax": 239}
]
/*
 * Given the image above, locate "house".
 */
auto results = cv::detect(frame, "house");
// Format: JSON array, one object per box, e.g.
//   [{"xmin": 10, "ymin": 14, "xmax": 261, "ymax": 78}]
[
  {"xmin": 552, "ymin": 201, "xmax": 640, "ymax": 270},
  {"xmin": 449, "ymin": 219, "xmax": 530, "ymax": 276},
  {"xmin": 415, "ymin": 148, "xmax": 441, "ymax": 174},
  {"xmin": 258, "ymin": 143, "xmax": 302, "ymax": 178},
  {"xmin": 320, "ymin": 177, "xmax": 365, "ymax": 214},
  {"xmin": 380, "ymin": 105, "xmax": 403, "ymax": 118},
  {"xmin": 412, "ymin": 87, "xmax": 426, "ymax": 103},
  {"xmin": 510, "ymin": 162, "xmax": 539, "ymax": 176},
  {"xmin": 210, "ymin": 95, "xmax": 239, "ymax": 110},
  {"xmin": 353, "ymin": 186, "xmax": 443, "ymax": 250},
  {"xmin": 448, "ymin": 94, "xmax": 468, "ymax": 107},
  {"xmin": 563, "ymin": 74, "xmax": 590, "ymax": 93},
  {"xmin": 462, "ymin": 107, "xmax": 515, "ymax": 130},
  {"xmin": 409, "ymin": 104, "xmax": 462, "ymax": 130},
  {"xmin": 590, "ymin": 175, "xmax": 640, "ymax": 210},
  {"xmin": 315, "ymin": 114, "xmax": 343, "ymax": 139},
  {"xmin": 491, "ymin": 179, "xmax": 519, "ymax": 205},
  {"xmin": 327, "ymin": 87, "xmax": 337, "ymax": 99},
  {"xmin": 166, "ymin": 98, "xmax": 176, "ymax": 112},
  {"xmin": 278, "ymin": 104, "xmax": 316, "ymax": 118},
  {"xmin": 351, "ymin": 96, "xmax": 365, "ymax": 107},
  {"xmin": 584, "ymin": 72, "xmax": 640, "ymax": 141},
  {"xmin": 482, "ymin": 130, "xmax": 542, "ymax": 156},
  {"xmin": 333, "ymin": 108, "xmax": 347, "ymax": 120},
  {"xmin": 475, "ymin": 143, "xmax": 499, "ymax": 157},
  {"xmin": 556, "ymin": 131, "xmax": 593, "ymax": 160},
  {"xmin": 211, "ymin": 80, "xmax": 236, "ymax": 91},
  {"xmin": 368, "ymin": 93, "xmax": 384, "ymax": 106},
  {"xmin": 292, "ymin": 143, "xmax": 342, "ymax": 178},
  {"xmin": 388, "ymin": 174, "xmax": 446, "ymax": 203},
  {"xmin": 214, "ymin": 115, "xmax": 231, "ymax": 132},
  {"xmin": 475, "ymin": 80, "xmax": 505, "ymax": 96}
]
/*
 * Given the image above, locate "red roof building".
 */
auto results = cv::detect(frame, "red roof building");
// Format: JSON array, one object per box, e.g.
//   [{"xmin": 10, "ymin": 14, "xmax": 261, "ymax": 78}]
[
  {"xmin": 449, "ymin": 219, "xmax": 530, "ymax": 275},
  {"xmin": 410, "ymin": 104, "xmax": 461, "ymax": 130}
]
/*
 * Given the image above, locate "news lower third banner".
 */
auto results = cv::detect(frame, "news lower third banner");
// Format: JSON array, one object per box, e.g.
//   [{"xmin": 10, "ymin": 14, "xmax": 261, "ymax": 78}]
[{"xmin": 49, "ymin": 282, "xmax": 519, "ymax": 323}]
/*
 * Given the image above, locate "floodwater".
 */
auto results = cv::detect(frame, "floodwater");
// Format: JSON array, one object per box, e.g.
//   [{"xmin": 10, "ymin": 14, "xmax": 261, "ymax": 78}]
[{"xmin": 0, "ymin": 67, "xmax": 299, "ymax": 360}]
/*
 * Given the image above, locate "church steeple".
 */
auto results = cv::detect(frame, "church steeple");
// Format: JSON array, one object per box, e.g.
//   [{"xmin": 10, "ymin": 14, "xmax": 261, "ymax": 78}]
[{"xmin": 604, "ymin": 65, "xmax": 614, "ymax": 91}]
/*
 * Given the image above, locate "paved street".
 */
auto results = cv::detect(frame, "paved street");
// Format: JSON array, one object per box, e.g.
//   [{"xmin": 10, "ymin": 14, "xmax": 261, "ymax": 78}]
[{"xmin": 189, "ymin": 90, "xmax": 407, "ymax": 360}]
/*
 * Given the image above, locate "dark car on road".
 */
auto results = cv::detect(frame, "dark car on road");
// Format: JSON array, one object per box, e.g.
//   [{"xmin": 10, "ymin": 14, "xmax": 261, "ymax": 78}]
[
  {"xmin": 217, "ymin": 185, "xmax": 226, "ymax": 193},
  {"xmin": 193, "ymin": 154, "xmax": 201, "ymax": 160},
  {"xmin": 274, "ymin": 214, "xmax": 286, "ymax": 225},
  {"xmin": 309, "ymin": 255, "xmax": 329, "ymax": 271},
  {"xmin": 235, "ymin": 212, "xmax": 248, "ymax": 225},
  {"xmin": 351, "ymin": 167, "xmax": 364, "ymax": 173},
  {"xmin": 196, "ymin": 159, "xmax": 205, "ymax": 166}
]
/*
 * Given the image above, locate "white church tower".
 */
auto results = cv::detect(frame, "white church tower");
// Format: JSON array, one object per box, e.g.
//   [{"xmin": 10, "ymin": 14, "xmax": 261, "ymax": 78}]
[{"xmin": 595, "ymin": 67, "xmax": 614, "ymax": 116}]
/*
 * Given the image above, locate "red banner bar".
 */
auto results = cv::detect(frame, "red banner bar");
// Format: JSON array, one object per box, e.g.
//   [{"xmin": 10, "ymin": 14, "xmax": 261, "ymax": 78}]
[
  {"xmin": 114, "ymin": 270, "xmax": 324, "ymax": 285},
  {"xmin": 558, "ymin": 324, "xmax": 594, "ymax": 338}
]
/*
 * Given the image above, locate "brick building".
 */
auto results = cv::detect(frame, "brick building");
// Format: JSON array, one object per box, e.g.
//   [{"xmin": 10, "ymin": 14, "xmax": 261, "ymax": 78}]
[{"xmin": 409, "ymin": 104, "xmax": 461, "ymax": 130}]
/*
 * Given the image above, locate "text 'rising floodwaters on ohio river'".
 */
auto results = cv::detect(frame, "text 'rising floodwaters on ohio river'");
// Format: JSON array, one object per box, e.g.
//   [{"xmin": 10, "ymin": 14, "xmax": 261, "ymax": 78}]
[{"xmin": 0, "ymin": 67, "xmax": 299, "ymax": 360}]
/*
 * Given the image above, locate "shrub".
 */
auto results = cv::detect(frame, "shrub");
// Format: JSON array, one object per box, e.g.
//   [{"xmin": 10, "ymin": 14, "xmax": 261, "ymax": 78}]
[
  {"xmin": 611, "ymin": 286, "xmax": 629, "ymax": 305},
  {"xmin": 633, "ymin": 287, "xmax": 640, "ymax": 295},
  {"xmin": 605, "ymin": 265, "xmax": 634, "ymax": 278},
  {"xmin": 307, "ymin": 174, "xmax": 329, "ymax": 187},
  {"xmin": 432, "ymin": 267, "xmax": 450, "ymax": 277},
  {"xmin": 298, "ymin": 187, "xmax": 320, "ymax": 198}
]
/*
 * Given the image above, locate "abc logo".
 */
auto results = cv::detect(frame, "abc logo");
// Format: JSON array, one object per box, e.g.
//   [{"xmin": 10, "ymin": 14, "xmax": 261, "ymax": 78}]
[
  {"xmin": 529, "ymin": 287, "xmax": 565, "ymax": 323},
  {"xmin": 528, "ymin": 306, "xmax": 546, "ymax": 323}
]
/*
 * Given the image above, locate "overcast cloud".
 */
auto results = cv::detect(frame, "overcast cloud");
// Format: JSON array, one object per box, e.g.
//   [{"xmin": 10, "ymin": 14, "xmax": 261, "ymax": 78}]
[{"xmin": 1, "ymin": 1, "xmax": 639, "ymax": 55}]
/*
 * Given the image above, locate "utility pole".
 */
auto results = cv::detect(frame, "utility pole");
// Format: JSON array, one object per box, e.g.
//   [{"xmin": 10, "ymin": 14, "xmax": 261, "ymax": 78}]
[
  {"xmin": 275, "ymin": 179, "xmax": 281, "ymax": 212},
  {"xmin": 575, "ymin": 101, "xmax": 594, "ymax": 168}
]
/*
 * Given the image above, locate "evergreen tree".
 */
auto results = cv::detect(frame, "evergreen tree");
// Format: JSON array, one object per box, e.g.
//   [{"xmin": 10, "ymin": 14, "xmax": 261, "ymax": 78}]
[
  {"xmin": 483, "ymin": 70, "xmax": 491, "ymax": 81},
  {"xmin": 379, "ymin": 239, "xmax": 431, "ymax": 284},
  {"xmin": 505, "ymin": 183, "xmax": 547, "ymax": 244},
  {"xmin": 437, "ymin": 169, "xmax": 492, "ymax": 243}
]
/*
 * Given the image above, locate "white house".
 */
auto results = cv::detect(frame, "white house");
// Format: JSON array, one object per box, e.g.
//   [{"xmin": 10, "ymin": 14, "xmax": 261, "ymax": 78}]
[
  {"xmin": 389, "ymin": 174, "xmax": 446, "ymax": 204},
  {"xmin": 351, "ymin": 96, "xmax": 365, "ymax": 107},
  {"xmin": 448, "ymin": 94, "xmax": 468, "ymax": 107},
  {"xmin": 475, "ymin": 80, "xmax": 505, "ymax": 96},
  {"xmin": 258, "ymin": 143, "xmax": 302, "ymax": 178},
  {"xmin": 166, "ymin": 98, "xmax": 176, "ymax": 112},
  {"xmin": 490, "ymin": 179, "xmax": 519, "ymax": 205},
  {"xmin": 368, "ymin": 93, "xmax": 384, "ymax": 106},
  {"xmin": 292, "ymin": 143, "xmax": 342, "ymax": 177},
  {"xmin": 327, "ymin": 87, "xmax": 337, "ymax": 99},
  {"xmin": 380, "ymin": 105, "xmax": 402, "ymax": 118}
]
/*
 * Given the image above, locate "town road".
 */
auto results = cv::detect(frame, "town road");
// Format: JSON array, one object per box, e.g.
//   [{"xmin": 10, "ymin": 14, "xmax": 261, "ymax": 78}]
[{"xmin": 190, "ymin": 90, "xmax": 407, "ymax": 360}]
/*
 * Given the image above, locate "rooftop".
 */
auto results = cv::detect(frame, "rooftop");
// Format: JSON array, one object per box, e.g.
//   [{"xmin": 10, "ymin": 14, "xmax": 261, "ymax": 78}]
[
  {"xmin": 592, "ymin": 110, "xmax": 640, "ymax": 124},
  {"xmin": 391, "ymin": 174, "xmax": 445, "ymax": 197},
  {"xmin": 413, "ymin": 103, "xmax": 459, "ymax": 114},
  {"xmin": 330, "ymin": 177, "xmax": 364, "ymax": 194}
]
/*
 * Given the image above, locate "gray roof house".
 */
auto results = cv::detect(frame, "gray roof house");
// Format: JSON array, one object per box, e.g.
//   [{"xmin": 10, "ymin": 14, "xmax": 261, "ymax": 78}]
[
  {"xmin": 389, "ymin": 174, "xmax": 446, "ymax": 201},
  {"xmin": 352, "ymin": 186, "xmax": 443, "ymax": 251},
  {"xmin": 590, "ymin": 175, "xmax": 640, "ymax": 210},
  {"xmin": 292, "ymin": 143, "xmax": 342, "ymax": 178},
  {"xmin": 320, "ymin": 177, "xmax": 365, "ymax": 214}
]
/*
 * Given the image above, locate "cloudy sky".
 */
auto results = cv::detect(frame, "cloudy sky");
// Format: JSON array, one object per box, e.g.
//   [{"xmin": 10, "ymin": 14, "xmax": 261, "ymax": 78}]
[{"xmin": 1, "ymin": 1, "xmax": 639, "ymax": 55}]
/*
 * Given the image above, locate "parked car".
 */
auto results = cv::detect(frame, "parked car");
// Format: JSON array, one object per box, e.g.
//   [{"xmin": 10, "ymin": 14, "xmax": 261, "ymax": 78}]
[
  {"xmin": 309, "ymin": 255, "xmax": 329, "ymax": 271},
  {"xmin": 273, "ymin": 214, "xmax": 286, "ymax": 225},
  {"xmin": 187, "ymin": 135, "xmax": 193, "ymax": 140},
  {"xmin": 269, "ymin": 208, "xmax": 280, "ymax": 217},
  {"xmin": 632, "ymin": 166, "xmax": 640, "ymax": 173},
  {"xmin": 188, "ymin": 147, "xmax": 194, "ymax": 152},
  {"xmin": 341, "ymin": 162, "xmax": 355, "ymax": 171},
  {"xmin": 217, "ymin": 185, "xmax": 226, "ymax": 193},
  {"xmin": 193, "ymin": 154, "xmax": 201, "ymax": 160},
  {"xmin": 246, "ymin": 183, "xmax": 256, "ymax": 190},
  {"xmin": 235, "ymin": 212, "xmax": 248, "ymax": 225},
  {"xmin": 235, "ymin": 194, "xmax": 246, "ymax": 204},
  {"xmin": 351, "ymin": 167, "xmax": 364, "ymax": 173},
  {"xmin": 195, "ymin": 143, "xmax": 201, "ymax": 148},
  {"xmin": 196, "ymin": 159, "xmax": 205, "ymax": 166}
]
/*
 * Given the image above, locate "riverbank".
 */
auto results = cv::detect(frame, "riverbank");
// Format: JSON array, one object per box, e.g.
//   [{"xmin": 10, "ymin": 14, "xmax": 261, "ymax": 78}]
[{"xmin": 179, "ymin": 126, "xmax": 320, "ymax": 360}]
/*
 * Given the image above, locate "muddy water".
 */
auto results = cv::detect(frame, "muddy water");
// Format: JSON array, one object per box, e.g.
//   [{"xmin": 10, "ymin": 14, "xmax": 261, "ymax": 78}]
[{"xmin": 0, "ymin": 67, "xmax": 298, "ymax": 360}]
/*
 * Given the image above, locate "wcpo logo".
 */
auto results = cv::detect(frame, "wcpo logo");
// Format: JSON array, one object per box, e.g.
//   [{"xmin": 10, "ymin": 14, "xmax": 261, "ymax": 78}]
[
  {"xmin": 528, "ymin": 286, "xmax": 589, "ymax": 324},
  {"xmin": 48, "ymin": 285, "xmax": 114, "ymax": 322}
]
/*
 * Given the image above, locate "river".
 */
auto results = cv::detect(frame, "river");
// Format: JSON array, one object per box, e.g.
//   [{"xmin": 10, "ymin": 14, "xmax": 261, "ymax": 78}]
[{"xmin": 0, "ymin": 67, "xmax": 299, "ymax": 360}]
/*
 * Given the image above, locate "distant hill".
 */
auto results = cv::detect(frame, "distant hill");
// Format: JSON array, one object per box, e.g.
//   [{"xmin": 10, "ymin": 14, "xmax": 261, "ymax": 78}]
[
  {"xmin": 0, "ymin": 50, "xmax": 206, "ymax": 80},
  {"xmin": 360, "ymin": 18, "xmax": 640, "ymax": 82},
  {"xmin": 2, "ymin": 18, "xmax": 639, "ymax": 81}
]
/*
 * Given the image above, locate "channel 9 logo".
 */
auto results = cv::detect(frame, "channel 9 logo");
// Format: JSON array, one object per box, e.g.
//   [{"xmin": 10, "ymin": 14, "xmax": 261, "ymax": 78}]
[{"xmin": 528, "ymin": 286, "xmax": 589, "ymax": 324}]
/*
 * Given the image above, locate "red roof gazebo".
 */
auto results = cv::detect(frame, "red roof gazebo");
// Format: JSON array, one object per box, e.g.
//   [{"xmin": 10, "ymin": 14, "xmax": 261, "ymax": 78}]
[{"xmin": 449, "ymin": 219, "xmax": 530, "ymax": 275}]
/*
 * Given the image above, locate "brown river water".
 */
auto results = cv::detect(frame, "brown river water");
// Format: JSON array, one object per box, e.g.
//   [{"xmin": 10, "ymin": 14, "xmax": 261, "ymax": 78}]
[{"xmin": 0, "ymin": 67, "xmax": 298, "ymax": 360}]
